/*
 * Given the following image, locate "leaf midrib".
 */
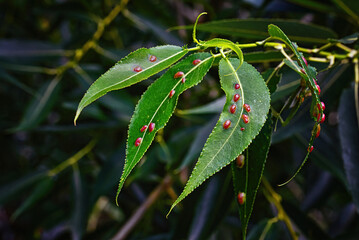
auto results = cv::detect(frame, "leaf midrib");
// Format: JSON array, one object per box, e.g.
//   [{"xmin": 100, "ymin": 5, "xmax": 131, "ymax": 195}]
[{"xmin": 195, "ymin": 58, "xmax": 244, "ymax": 185}]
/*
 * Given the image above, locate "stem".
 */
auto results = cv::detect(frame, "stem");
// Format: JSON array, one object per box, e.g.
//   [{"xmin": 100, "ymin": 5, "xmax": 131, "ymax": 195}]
[
  {"xmin": 259, "ymin": 217, "xmax": 279, "ymax": 240},
  {"xmin": 48, "ymin": 139, "xmax": 97, "ymax": 176},
  {"xmin": 111, "ymin": 175, "xmax": 172, "ymax": 240},
  {"xmin": 262, "ymin": 177, "xmax": 298, "ymax": 240}
]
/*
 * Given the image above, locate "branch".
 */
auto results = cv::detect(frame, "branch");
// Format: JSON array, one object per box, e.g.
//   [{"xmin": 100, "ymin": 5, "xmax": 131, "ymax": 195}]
[{"xmin": 111, "ymin": 175, "xmax": 172, "ymax": 240}]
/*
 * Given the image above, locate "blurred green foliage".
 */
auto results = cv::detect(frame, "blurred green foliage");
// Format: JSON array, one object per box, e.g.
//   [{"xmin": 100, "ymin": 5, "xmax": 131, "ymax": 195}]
[{"xmin": 1, "ymin": 0, "xmax": 359, "ymax": 239}]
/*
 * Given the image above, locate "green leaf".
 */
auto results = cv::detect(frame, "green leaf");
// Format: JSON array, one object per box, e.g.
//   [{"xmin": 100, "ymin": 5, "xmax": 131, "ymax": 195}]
[
  {"xmin": 332, "ymin": 0, "xmax": 359, "ymax": 25},
  {"xmin": 116, "ymin": 52, "xmax": 214, "ymax": 203},
  {"xmin": 168, "ymin": 59, "xmax": 270, "ymax": 214},
  {"xmin": 176, "ymin": 19, "xmax": 337, "ymax": 44},
  {"xmin": 329, "ymin": 32, "xmax": 359, "ymax": 44},
  {"xmin": 286, "ymin": 0, "xmax": 336, "ymax": 13},
  {"xmin": 244, "ymin": 51, "xmax": 284, "ymax": 63},
  {"xmin": 201, "ymin": 38, "xmax": 244, "ymax": 68},
  {"xmin": 74, "ymin": 45, "xmax": 188, "ymax": 124},
  {"xmin": 268, "ymin": 24, "xmax": 321, "ymax": 185},
  {"xmin": 268, "ymin": 24, "xmax": 318, "ymax": 97},
  {"xmin": 232, "ymin": 117, "xmax": 272, "ymax": 238},
  {"xmin": 11, "ymin": 77, "xmax": 60, "ymax": 131}
]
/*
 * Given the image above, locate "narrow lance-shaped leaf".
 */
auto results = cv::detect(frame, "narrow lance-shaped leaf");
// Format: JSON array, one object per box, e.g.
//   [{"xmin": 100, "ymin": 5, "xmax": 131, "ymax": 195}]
[
  {"xmin": 168, "ymin": 59, "xmax": 270, "ymax": 214},
  {"xmin": 116, "ymin": 52, "xmax": 214, "ymax": 204},
  {"xmin": 174, "ymin": 19, "xmax": 337, "ymax": 43},
  {"xmin": 232, "ymin": 117, "xmax": 273, "ymax": 239},
  {"xmin": 268, "ymin": 25, "xmax": 319, "ymax": 103},
  {"xmin": 268, "ymin": 24, "xmax": 322, "ymax": 185},
  {"xmin": 75, "ymin": 45, "xmax": 188, "ymax": 123}
]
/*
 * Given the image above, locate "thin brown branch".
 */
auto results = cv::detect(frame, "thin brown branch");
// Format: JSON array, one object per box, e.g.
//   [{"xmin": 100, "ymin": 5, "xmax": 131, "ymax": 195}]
[{"xmin": 111, "ymin": 175, "xmax": 172, "ymax": 240}]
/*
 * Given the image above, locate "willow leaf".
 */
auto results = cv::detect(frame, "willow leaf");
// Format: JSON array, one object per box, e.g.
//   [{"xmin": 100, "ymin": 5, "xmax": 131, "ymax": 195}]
[
  {"xmin": 168, "ymin": 59, "xmax": 270, "ymax": 214},
  {"xmin": 116, "ymin": 52, "xmax": 214, "ymax": 203},
  {"xmin": 268, "ymin": 25, "xmax": 322, "ymax": 185},
  {"xmin": 75, "ymin": 45, "xmax": 188, "ymax": 123},
  {"xmin": 232, "ymin": 117, "xmax": 272, "ymax": 239},
  {"xmin": 268, "ymin": 25, "xmax": 319, "ymax": 101}
]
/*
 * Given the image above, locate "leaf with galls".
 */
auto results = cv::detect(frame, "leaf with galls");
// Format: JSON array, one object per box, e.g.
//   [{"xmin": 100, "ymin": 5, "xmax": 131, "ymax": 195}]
[
  {"xmin": 168, "ymin": 59, "xmax": 270, "ymax": 215},
  {"xmin": 74, "ymin": 45, "xmax": 188, "ymax": 124},
  {"xmin": 116, "ymin": 52, "xmax": 214, "ymax": 204}
]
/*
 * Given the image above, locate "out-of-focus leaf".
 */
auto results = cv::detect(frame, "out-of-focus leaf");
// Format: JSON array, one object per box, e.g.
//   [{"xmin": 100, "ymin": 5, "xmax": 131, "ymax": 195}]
[
  {"xmin": 332, "ymin": 0, "xmax": 359, "ymax": 24},
  {"xmin": 177, "ymin": 97, "xmax": 225, "ymax": 115},
  {"xmin": 271, "ymin": 80, "xmax": 300, "ymax": 103},
  {"xmin": 71, "ymin": 166, "xmax": 87, "ymax": 240},
  {"xmin": 0, "ymin": 170, "xmax": 47, "ymax": 204},
  {"xmin": 176, "ymin": 19, "xmax": 337, "ymax": 44},
  {"xmin": 117, "ymin": 53, "xmax": 214, "ymax": 202},
  {"xmin": 329, "ymin": 32, "xmax": 359, "ymax": 44},
  {"xmin": 75, "ymin": 45, "xmax": 189, "ymax": 123},
  {"xmin": 90, "ymin": 146, "xmax": 125, "ymax": 205},
  {"xmin": 338, "ymin": 87, "xmax": 359, "ymax": 211},
  {"xmin": 179, "ymin": 117, "xmax": 218, "ymax": 169},
  {"xmin": 262, "ymin": 68, "xmax": 282, "ymax": 94},
  {"xmin": 0, "ymin": 68, "xmax": 36, "ymax": 96},
  {"xmin": 187, "ymin": 167, "xmax": 233, "ymax": 240},
  {"xmin": 10, "ymin": 77, "xmax": 60, "ymax": 131},
  {"xmin": 123, "ymin": 11, "xmax": 183, "ymax": 46},
  {"xmin": 244, "ymin": 51, "xmax": 284, "ymax": 63},
  {"xmin": 0, "ymin": 40, "xmax": 66, "ymax": 58},
  {"xmin": 286, "ymin": 0, "xmax": 336, "ymax": 13},
  {"xmin": 232, "ymin": 117, "xmax": 272, "ymax": 237},
  {"xmin": 282, "ymin": 201, "xmax": 330, "ymax": 239},
  {"xmin": 169, "ymin": 60, "xmax": 270, "ymax": 214},
  {"xmin": 11, "ymin": 176, "xmax": 53, "ymax": 220}
]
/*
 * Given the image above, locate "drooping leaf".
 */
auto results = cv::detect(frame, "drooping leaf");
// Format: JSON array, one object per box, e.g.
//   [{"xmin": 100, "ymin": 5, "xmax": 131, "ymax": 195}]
[
  {"xmin": 11, "ymin": 77, "xmax": 61, "ymax": 131},
  {"xmin": 332, "ymin": 0, "xmax": 359, "ymax": 24},
  {"xmin": 75, "ymin": 45, "xmax": 189, "ymax": 123},
  {"xmin": 169, "ymin": 59, "xmax": 270, "ymax": 214},
  {"xmin": 232, "ymin": 117, "xmax": 272, "ymax": 238},
  {"xmin": 116, "ymin": 52, "xmax": 214, "ymax": 203},
  {"xmin": 329, "ymin": 32, "xmax": 359, "ymax": 44},
  {"xmin": 175, "ymin": 19, "xmax": 337, "ymax": 44},
  {"xmin": 187, "ymin": 167, "xmax": 233, "ymax": 240},
  {"xmin": 338, "ymin": 87, "xmax": 359, "ymax": 211},
  {"xmin": 179, "ymin": 117, "xmax": 218, "ymax": 169},
  {"xmin": 71, "ymin": 166, "xmax": 87, "ymax": 240},
  {"xmin": 268, "ymin": 25, "xmax": 318, "ymax": 100},
  {"xmin": 268, "ymin": 24, "xmax": 321, "ymax": 185}
]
